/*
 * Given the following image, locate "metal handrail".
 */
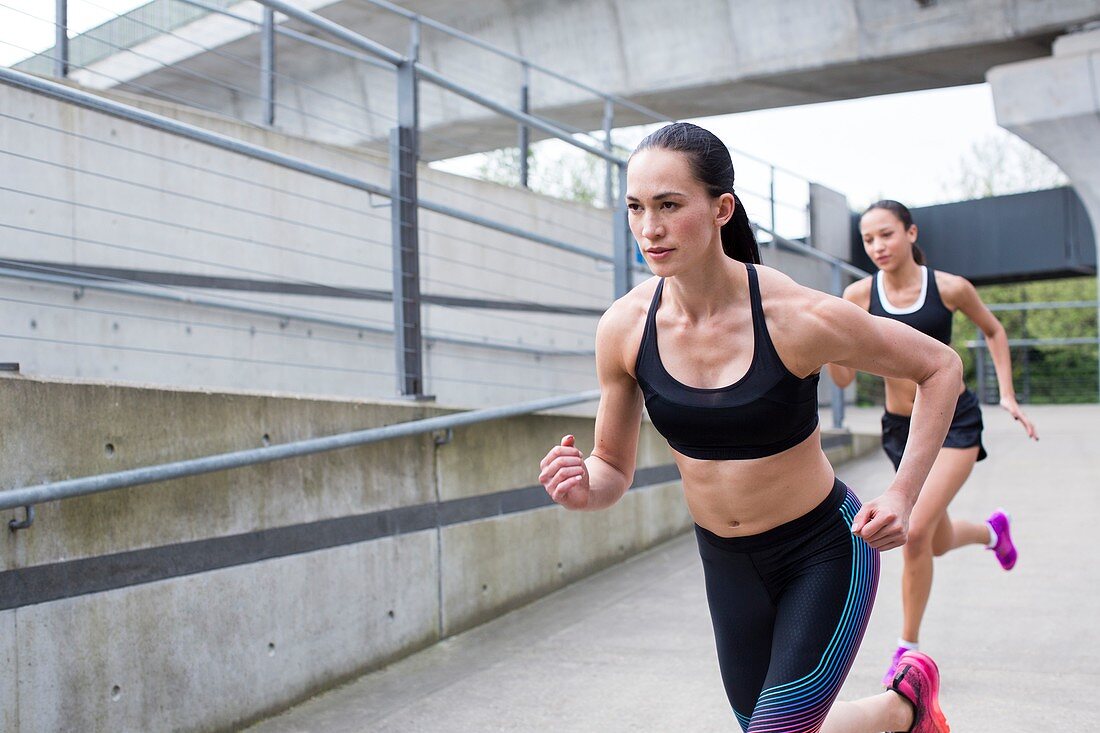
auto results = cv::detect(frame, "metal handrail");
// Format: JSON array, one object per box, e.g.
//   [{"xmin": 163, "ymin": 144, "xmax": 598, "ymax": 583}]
[
  {"xmin": 248, "ymin": 1, "xmax": 624, "ymax": 165},
  {"xmin": 966, "ymin": 337, "xmax": 1099, "ymax": 348},
  {"xmin": 176, "ymin": 0, "xmax": 395, "ymax": 72},
  {"xmin": 353, "ymin": 0, "xmax": 668, "ymax": 124},
  {"xmin": 0, "ymin": 389, "xmax": 601, "ymax": 514},
  {"xmin": 754, "ymin": 223, "xmax": 872, "ymax": 280},
  {"xmin": 257, "ymin": 0, "xmax": 404, "ymax": 66},
  {"xmin": 986, "ymin": 301, "xmax": 1099, "ymax": 312}
]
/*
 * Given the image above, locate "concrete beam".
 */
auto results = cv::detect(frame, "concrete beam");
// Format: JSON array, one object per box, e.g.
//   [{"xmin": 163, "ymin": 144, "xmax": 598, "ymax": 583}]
[{"xmin": 25, "ymin": 1, "xmax": 1100, "ymax": 159}]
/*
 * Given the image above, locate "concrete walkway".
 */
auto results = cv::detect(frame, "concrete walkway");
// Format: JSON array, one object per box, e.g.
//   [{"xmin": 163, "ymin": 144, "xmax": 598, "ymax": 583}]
[{"xmin": 249, "ymin": 405, "xmax": 1099, "ymax": 732}]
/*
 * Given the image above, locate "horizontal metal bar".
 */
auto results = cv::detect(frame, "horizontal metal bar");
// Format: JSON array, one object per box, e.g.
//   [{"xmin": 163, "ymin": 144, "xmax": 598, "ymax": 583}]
[
  {"xmin": 418, "ymin": 199, "xmax": 614, "ymax": 263},
  {"xmin": 356, "ymin": 0, "xmax": 667, "ymax": 123},
  {"xmin": 754, "ymin": 223, "xmax": 871, "ymax": 280},
  {"xmin": 986, "ymin": 301, "xmax": 1099, "ymax": 312},
  {"xmin": 966, "ymin": 337, "xmax": 1099, "ymax": 348},
  {"xmin": 414, "ymin": 64, "xmax": 624, "ymax": 165},
  {"xmin": 0, "ymin": 265, "xmax": 596, "ymax": 357},
  {"xmin": 176, "ymin": 0, "xmax": 395, "ymax": 72},
  {"xmin": 0, "ymin": 389, "xmax": 601, "ymax": 512},
  {"xmin": 252, "ymin": 0, "xmax": 405, "ymax": 66},
  {"xmin": 244, "ymin": 1, "xmax": 629, "ymax": 166}
]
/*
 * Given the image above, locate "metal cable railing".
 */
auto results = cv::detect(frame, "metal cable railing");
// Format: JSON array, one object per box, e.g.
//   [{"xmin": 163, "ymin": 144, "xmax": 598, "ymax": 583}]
[
  {"xmin": 0, "ymin": 0, "xmax": 837, "ymax": 411},
  {"xmin": 965, "ymin": 301, "xmax": 1099, "ymax": 404}
]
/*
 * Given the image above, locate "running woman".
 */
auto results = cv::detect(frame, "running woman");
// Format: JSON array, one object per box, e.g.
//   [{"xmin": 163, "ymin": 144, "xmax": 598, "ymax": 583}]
[
  {"xmin": 828, "ymin": 199, "xmax": 1038, "ymax": 686},
  {"xmin": 539, "ymin": 124, "xmax": 959, "ymax": 733}
]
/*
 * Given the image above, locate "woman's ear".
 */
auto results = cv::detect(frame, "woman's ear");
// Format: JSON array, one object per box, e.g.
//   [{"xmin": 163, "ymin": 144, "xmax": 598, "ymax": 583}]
[{"xmin": 717, "ymin": 192, "xmax": 735, "ymax": 227}]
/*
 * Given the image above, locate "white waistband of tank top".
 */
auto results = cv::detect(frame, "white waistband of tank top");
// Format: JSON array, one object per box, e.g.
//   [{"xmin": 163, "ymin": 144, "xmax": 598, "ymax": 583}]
[{"xmin": 877, "ymin": 265, "xmax": 928, "ymax": 315}]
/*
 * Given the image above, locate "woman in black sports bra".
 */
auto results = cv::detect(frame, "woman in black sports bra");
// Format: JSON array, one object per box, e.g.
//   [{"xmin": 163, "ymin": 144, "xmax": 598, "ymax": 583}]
[
  {"xmin": 538, "ymin": 124, "xmax": 962, "ymax": 733},
  {"xmin": 828, "ymin": 200, "xmax": 1038, "ymax": 689}
]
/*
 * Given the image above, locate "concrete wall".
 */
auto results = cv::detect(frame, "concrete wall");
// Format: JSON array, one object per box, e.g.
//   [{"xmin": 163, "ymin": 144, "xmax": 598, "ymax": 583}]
[{"xmin": 0, "ymin": 373, "xmax": 688, "ymax": 732}]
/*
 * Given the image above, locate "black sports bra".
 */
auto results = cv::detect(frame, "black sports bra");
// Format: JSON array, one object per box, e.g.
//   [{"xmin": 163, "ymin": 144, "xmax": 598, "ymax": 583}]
[
  {"xmin": 868, "ymin": 266, "xmax": 953, "ymax": 345},
  {"xmin": 633, "ymin": 264, "xmax": 820, "ymax": 460}
]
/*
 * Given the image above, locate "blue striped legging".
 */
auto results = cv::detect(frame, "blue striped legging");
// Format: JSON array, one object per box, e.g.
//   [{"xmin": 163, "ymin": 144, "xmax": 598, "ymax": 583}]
[{"xmin": 694, "ymin": 478, "xmax": 880, "ymax": 732}]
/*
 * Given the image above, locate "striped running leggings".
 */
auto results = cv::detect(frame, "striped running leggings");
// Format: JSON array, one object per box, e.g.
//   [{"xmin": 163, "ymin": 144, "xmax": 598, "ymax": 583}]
[{"xmin": 694, "ymin": 478, "xmax": 880, "ymax": 732}]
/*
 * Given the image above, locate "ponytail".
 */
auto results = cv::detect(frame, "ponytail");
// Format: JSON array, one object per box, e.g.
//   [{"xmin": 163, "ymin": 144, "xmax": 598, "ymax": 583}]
[
  {"xmin": 721, "ymin": 193, "xmax": 760, "ymax": 264},
  {"xmin": 911, "ymin": 242, "xmax": 926, "ymax": 266}
]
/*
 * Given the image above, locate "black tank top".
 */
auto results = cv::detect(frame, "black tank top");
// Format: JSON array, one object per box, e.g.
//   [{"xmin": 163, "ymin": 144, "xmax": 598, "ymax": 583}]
[
  {"xmin": 634, "ymin": 264, "xmax": 820, "ymax": 460},
  {"xmin": 868, "ymin": 266, "xmax": 953, "ymax": 345}
]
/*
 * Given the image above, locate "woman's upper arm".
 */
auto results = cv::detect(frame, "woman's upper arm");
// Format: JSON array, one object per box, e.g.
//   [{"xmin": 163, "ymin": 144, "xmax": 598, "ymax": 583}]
[
  {"xmin": 944, "ymin": 275, "xmax": 1001, "ymax": 335},
  {"xmin": 590, "ymin": 306, "xmax": 644, "ymax": 479}
]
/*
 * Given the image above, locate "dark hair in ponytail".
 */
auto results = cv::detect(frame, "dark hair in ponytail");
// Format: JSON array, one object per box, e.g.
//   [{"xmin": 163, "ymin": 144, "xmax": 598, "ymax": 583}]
[
  {"xmin": 631, "ymin": 122, "xmax": 760, "ymax": 264},
  {"xmin": 863, "ymin": 199, "xmax": 925, "ymax": 266}
]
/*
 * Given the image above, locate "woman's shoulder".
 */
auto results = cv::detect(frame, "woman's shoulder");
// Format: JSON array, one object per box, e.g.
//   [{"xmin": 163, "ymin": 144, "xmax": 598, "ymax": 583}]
[
  {"xmin": 841, "ymin": 274, "xmax": 873, "ymax": 307},
  {"xmin": 754, "ymin": 262, "xmax": 836, "ymax": 303},
  {"xmin": 597, "ymin": 277, "xmax": 659, "ymax": 343},
  {"xmin": 753, "ymin": 263, "xmax": 838, "ymax": 323},
  {"xmin": 930, "ymin": 268, "xmax": 975, "ymax": 307}
]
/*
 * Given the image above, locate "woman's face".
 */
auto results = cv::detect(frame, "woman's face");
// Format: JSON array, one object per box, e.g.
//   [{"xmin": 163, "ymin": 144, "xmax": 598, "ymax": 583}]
[
  {"xmin": 626, "ymin": 148, "xmax": 731, "ymax": 276},
  {"xmin": 860, "ymin": 207, "xmax": 918, "ymax": 272}
]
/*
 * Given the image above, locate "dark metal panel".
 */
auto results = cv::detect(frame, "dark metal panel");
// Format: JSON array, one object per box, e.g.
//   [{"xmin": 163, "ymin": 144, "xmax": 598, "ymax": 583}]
[{"xmin": 851, "ymin": 187, "xmax": 1096, "ymax": 284}]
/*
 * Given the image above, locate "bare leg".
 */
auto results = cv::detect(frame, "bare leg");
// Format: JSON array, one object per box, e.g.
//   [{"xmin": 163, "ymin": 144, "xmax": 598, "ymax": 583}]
[
  {"xmin": 930, "ymin": 511, "xmax": 990, "ymax": 557},
  {"xmin": 820, "ymin": 690, "xmax": 913, "ymax": 733},
  {"xmin": 901, "ymin": 446, "xmax": 980, "ymax": 642}
]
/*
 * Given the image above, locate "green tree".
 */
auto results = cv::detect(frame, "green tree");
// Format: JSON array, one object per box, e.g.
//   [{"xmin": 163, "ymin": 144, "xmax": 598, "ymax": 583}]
[{"xmin": 944, "ymin": 129, "xmax": 1068, "ymax": 200}]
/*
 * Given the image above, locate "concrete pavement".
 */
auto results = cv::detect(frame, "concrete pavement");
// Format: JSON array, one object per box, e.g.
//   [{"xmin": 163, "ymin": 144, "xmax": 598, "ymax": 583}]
[{"xmin": 249, "ymin": 404, "xmax": 1100, "ymax": 732}]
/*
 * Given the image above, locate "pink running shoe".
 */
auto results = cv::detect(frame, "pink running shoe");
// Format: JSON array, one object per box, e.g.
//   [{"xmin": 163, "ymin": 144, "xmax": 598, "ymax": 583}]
[
  {"xmin": 881, "ymin": 645, "xmax": 909, "ymax": 688},
  {"xmin": 889, "ymin": 650, "xmax": 950, "ymax": 733},
  {"xmin": 986, "ymin": 509, "xmax": 1017, "ymax": 570}
]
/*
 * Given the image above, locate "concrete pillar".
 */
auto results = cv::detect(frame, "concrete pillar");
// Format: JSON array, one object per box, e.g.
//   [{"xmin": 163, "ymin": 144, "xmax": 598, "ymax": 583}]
[
  {"xmin": 988, "ymin": 27, "xmax": 1100, "ymax": 399},
  {"xmin": 809, "ymin": 182, "xmax": 857, "ymax": 415},
  {"xmin": 809, "ymin": 182, "xmax": 852, "ymax": 262}
]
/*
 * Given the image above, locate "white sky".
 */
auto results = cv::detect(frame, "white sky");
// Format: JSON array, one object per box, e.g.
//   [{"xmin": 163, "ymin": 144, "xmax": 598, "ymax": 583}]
[{"xmin": 0, "ymin": 0, "xmax": 1014, "ymax": 212}]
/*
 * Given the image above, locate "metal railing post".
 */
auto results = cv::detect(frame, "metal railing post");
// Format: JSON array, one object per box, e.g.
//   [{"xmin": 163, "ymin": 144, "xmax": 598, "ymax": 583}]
[
  {"xmin": 613, "ymin": 163, "xmax": 631, "ymax": 298},
  {"xmin": 518, "ymin": 63, "xmax": 530, "ymax": 188},
  {"xmin": 829, "ymin": 262, "xmax": 846, "ymax": 429},
  {"xmin": 54, "ymin": 0, "xmax": 69, "ymax": 78},
  {"xmin": 974, "ymin": 331, "xmax": 988, "ymax": 403},
  {"xmin": 769, "ymin": 165, "xmax": 776, "ymax": 238},
  {"xmin": 603, "ymin": 99, "xmax": 615, "ymax": 208},
  {"xmin": 390, "ymin": 22, "xmax": 427, "ymax": 399},
  {"xmin": 260, "ymin": 6, "xmax": 276, "ymax": 126}
]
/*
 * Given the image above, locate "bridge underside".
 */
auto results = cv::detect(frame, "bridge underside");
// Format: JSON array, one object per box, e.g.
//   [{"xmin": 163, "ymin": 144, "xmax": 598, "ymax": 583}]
[{"xmin": 19, "ymin": 1, "xmax": 1099, "ymax": 160}]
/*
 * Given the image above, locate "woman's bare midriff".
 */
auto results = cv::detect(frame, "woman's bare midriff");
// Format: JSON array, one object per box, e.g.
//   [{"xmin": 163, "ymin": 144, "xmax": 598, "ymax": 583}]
[
  {"xmin": 884, "ymin": 377, "xmax": 966, "ymax": 416},
  {"xmin": 679, "ymin": 428, "xmax": 837, "ymax": 538}
]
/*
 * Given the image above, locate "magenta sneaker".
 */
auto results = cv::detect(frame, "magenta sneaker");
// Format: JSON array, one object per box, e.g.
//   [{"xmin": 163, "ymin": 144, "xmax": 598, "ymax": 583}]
[
  {"xmin": 888, "ymin": 650, "xmax": 950, "ymax": 733},
  {"xmin": 881, "ymin": 645, "xmax": 909, "ymax": 688},
  {"xmin": 986, "ymin": 509, "xmax": 1017, "ymax": 570}
]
